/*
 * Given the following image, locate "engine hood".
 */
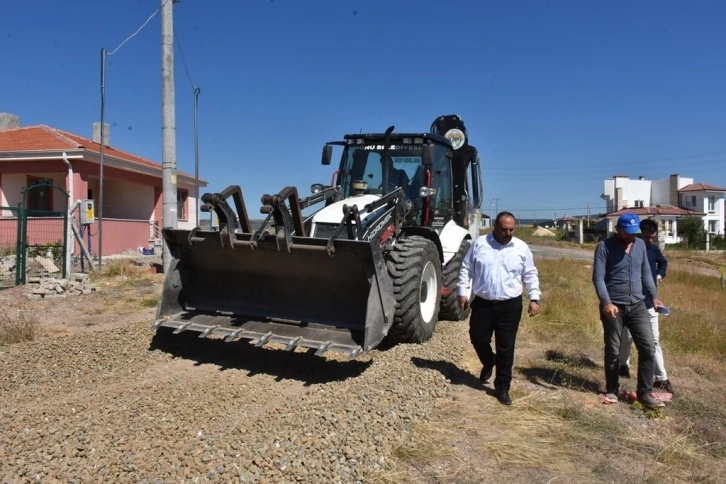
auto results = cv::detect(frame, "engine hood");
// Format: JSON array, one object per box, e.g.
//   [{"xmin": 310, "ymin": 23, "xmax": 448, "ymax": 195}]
[{"xmin": 311, "ymin": 194, "xmax": 382, "ymax": 225}]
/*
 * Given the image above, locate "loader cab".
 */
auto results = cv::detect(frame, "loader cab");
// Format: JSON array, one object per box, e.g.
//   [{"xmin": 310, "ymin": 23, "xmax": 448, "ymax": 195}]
[{"xmin": 324, "ymin": 133, "xmax": 455, "ymax": 228}]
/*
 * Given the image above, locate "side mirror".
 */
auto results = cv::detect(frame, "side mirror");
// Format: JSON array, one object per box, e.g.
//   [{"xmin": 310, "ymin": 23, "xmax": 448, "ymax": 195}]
[
  {"xmin": 311, "ymin": 183, "xmax": 325, "ymax": 194},
  {"xmin": 422, "ymin": 144, "xmax": 435, "ymax": 167},
  {"xmin": 321, "ymin": 145, "xmax": 333, "ymax": 165}
]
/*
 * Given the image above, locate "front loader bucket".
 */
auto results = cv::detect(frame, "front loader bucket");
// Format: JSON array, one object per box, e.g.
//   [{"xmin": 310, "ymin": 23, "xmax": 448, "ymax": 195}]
[{"xmin": 152, "ymin": 228, "xmax": 396, "ymax": 359}]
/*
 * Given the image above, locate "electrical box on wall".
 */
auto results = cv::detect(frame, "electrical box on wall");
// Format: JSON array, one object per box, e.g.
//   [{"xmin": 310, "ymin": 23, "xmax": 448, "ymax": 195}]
[{"xmin": 80, "ymin": 199, "xmax": 95, "ymax": 224}]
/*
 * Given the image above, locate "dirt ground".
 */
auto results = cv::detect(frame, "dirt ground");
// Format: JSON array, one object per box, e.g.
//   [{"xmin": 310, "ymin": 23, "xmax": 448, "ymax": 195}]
[
  {"xmin": 0, "ymin": 260, "xmax": 474, "ymax": 483},
  {"xmin": 2, "ymin": 256, "xmax": 724, "ymax": 483},
  {"xmin": 0, "ymin": 260, "xmax": 162, "ymax": 337}
]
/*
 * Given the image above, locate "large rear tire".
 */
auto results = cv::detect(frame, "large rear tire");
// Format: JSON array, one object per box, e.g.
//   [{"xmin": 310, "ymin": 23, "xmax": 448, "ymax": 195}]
[
  {"xmin": 438, "ymin": 239, "xmax": 472, "ymax": 321},
  {"xmin": 385, "ymin": 235, "xmax": 443, "ymax": 344}
]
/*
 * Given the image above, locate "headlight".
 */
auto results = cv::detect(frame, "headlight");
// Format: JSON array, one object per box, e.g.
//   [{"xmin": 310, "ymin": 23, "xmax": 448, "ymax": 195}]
[{"xmin": 419, "ymin": 186, "xmax": 437, "ymax": 197}]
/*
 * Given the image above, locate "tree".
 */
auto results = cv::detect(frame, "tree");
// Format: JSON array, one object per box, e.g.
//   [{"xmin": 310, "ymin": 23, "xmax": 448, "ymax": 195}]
[{"xmin": 677, "ymin": 216, "xmax": 705, "ymax": 248}]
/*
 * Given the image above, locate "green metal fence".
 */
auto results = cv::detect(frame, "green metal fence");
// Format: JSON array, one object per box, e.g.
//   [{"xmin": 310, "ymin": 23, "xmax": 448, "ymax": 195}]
[
  {"xmin": 16, "ymin": 182, "xmax": 69, "ymax": 284},
  {"xmin": 0, "ymin": 206, "xmax": 21, "ymax": 289},
  {"xmin": 0, "ymin": 182, "xmax": 70, "ymax": 289}
]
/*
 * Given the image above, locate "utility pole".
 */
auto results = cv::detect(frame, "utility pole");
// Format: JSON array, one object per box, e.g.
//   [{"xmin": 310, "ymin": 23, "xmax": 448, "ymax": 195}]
[
  {"xmin": 161, "ymin": 0, "xmax": 177, "ymax": 273},
  {"xmin": 587, "ymin": 203, "xmax": 590, "ymax": 226},
  {"xmin": 491, "ymin": 197, "xmax": 501, "ymax": 218}
]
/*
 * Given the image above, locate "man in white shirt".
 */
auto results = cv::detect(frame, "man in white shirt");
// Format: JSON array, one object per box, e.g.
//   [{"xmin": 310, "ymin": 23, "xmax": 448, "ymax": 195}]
[{"xmin": 457, "ymin": 211, "xmax": 542, "ymax": 405}]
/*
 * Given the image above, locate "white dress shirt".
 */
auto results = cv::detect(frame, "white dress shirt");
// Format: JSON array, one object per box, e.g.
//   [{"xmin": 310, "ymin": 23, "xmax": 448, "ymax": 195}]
[{"xmin": 457, "ymin": 233, "xmax": 541, "ymax": 302}]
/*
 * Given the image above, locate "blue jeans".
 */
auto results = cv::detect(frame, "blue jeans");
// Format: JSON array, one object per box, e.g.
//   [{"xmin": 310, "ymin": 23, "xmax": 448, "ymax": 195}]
[{"xmin": 600, "ymin": 301, "xmax": 655, "ymax": 398}]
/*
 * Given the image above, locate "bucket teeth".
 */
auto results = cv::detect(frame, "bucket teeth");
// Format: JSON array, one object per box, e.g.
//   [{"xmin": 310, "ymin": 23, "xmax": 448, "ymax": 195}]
[
  {"xmin": 225, "ymin": 329, "xmax": 243, "ymax": 343},
  {"xmin": 199, "ymin": 325, "xmax": 219, "ymax": 338},
  {"xmin": 314, "ymin": 342, "xmax": 331, "ymax": 357},
  {"xmin": 255, "ymin": 332, "xmax": 273, "ymax": 347},
  {"xmin": 173, "ymin": 323, "xmax": 191, "ymax": 334},
  {"xmin": 152, "ymin": 314, "xmax": 366, "ymax": 360},
  {"xmin": 284, "ymin": 337, "xmax": 302, "ymax": 351}
]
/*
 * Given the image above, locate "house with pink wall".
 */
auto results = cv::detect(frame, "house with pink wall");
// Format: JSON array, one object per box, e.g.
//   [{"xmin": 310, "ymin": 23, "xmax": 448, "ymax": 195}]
[{"xmin": 0, "ymin": 113, "xmax": 208, "ymax": 256}]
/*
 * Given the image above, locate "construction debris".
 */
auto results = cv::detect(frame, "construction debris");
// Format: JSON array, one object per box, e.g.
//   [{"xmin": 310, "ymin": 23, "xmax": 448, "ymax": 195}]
[{"xmin": 25, "ymin": 273, "xmax": 99, "ymax": 299}]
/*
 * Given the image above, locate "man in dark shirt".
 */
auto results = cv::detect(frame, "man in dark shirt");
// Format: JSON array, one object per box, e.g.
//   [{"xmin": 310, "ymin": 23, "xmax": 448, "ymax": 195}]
[
  {"xmin": 592, "ymin": 212, "xmax": 667, "ymax": 409},
  {"xmin": 619, "ymin": 219, "xmax": 674, "ymax": 394}
]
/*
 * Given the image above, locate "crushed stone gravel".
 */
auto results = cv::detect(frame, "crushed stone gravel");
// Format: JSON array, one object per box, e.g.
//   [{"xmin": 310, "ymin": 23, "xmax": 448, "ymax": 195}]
[{"xmin": 0, "ymin": 318, "xmax": 473, "ymax": 483}]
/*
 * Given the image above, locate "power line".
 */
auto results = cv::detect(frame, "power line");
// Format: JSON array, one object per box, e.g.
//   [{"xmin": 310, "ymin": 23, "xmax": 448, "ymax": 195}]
[
  {"xmin": 107, "ymin": 0, "xmax": 172, "ymax": 56},
  {"xmin": 171, "ymin": 22, "xmax": 202, "ymax": 227},
  {"xmin": 482, "ymin": 150, "xmax": 726, "ymax": 174},
  {"xmin": 504, "ymin": 206, "xmax": 608, "ymax": 212},
  {"xmin": 487, "ymin": 166, "xmax": 726, "ymax": 183},
  {"xmin": 174, "ymin": 30, "xmax": 197, "ymax": 90},
  {"xmin": 97, "ymin": 0, "xmax": 174, "ymax": 267},
  {"xmin": 486, "ymin": 157, "xmax": 726, "ymax": 176}
]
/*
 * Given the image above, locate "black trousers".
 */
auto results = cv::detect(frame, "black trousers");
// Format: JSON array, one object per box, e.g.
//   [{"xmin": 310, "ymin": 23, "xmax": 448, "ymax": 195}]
[{"xmin": 469, "ymin": 295, "xmax": 523, "ymax": 391}]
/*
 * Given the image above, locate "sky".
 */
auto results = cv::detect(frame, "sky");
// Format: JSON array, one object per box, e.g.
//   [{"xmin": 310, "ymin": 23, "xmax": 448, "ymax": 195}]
[{"xmin": 2, "ymin": 0, "xmax": 726, "ymax": 222}]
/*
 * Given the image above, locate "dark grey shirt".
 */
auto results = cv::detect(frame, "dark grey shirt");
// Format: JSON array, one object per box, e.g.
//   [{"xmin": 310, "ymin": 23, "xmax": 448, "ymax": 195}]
[{"xmin": 592, "ymin": 236, "xmax": 658, "ymax": 306}]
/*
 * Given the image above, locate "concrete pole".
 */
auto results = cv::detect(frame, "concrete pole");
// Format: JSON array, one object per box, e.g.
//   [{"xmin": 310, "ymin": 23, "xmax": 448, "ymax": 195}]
[
  {"xmin": 579, "ymin": 219, "xmax": 584, "ymax": 245},
  {"xmin": 161, "ymin": 0, "xmax": 177, "ymax": 272},
  {"xmin": 193, "ymin": 87, "xmax": 200, "ymax": 228},
  {"xmin": 587, "ymin": 203, "xmax": 590, "ymax": 226}
]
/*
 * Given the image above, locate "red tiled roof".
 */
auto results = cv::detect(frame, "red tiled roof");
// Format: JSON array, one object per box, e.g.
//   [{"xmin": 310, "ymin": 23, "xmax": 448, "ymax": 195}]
[
  {"xmin": 608, "ymin": 206, "xmax": 704, "ymax": 216},
  {"xmin": 678, "ymin": 183, "xmax": 726, "ymax": 192},
  {"xmin": 0, "ymin": 125, "xmax": 201, "ymax": 180}
]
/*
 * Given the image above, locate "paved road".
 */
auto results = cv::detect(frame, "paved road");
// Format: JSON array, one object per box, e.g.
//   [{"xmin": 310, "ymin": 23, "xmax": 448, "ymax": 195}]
[{"xmin": 529, "ymin": 245, "xmax": 593, "ymax": 262}]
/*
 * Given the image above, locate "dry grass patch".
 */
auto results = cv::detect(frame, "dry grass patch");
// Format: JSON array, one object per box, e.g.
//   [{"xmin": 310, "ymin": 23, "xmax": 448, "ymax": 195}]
[
  {"xmin": 89, "ymin": 260, "xmax": 162, "ymax": 312},
  {"xmin": 0, "ymin": 297, "xmax": 40, "ymax": 345},
  {"xmin": 91, "ymin": 259, "xmax": 158, "ymax": 288},
  {"xmin": 375, "ymin": 257, "xmax": 726, "ymax": 482},
  {"xmin": 482, "ymin": 225, "xmax": 600, "ymax": 251}
]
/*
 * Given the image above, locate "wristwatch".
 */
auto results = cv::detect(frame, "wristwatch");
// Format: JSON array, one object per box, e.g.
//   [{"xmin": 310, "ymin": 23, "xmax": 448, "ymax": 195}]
[{"xmin": 531, "ymin": 299, "xmax": 540, "ymax": 304}]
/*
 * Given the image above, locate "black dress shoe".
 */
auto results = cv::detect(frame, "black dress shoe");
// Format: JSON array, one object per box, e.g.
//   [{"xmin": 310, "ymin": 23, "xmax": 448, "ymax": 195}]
[
  {"xmin": 480, "ymin": 364, "xmax": 494, "ymax": 384},
  {"xmin": 495, "ymin": 388, "xmax": 512, "ymax": 405}
]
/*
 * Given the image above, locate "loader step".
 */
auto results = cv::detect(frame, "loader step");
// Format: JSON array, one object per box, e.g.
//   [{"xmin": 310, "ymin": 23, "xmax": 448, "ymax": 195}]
[{"xmin": 152, "ymin": 311, "xmax": 364, "ymax": 360}]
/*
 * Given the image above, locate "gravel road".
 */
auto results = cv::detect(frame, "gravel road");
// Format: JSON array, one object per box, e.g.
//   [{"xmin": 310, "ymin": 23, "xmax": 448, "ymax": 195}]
[
  {"xmin": 0, "ymin": 317, "xmax": 468, "ymax": 483},
  {"xmin": 529, "ymin": 245, "xmax": 593, "ymax": 262}
]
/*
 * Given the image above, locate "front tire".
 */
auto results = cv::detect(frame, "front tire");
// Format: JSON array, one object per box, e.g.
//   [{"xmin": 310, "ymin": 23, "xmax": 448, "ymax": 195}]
[
  {"xmin": 386, "ymin": 235, "xmax": 443, "ymax": 344},
  {"xmin": 439, "ymin": 239, "xmax": 472, "ymax": 321}
]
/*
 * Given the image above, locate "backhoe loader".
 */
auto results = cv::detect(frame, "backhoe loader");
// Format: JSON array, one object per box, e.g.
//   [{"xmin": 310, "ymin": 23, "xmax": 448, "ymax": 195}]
[{"xmin": 151, "ymin": 114, "xmax": 483, "ymax": 360}]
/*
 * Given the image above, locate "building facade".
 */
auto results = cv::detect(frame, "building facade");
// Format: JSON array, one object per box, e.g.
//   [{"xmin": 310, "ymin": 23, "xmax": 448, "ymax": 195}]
[
  {"xmin": 601, "ymin": 174, "xmax": 725, "ymax": 244},
  {"xmin": 0, "ymin": 113, "xmax": 208, "ymax": 256}
]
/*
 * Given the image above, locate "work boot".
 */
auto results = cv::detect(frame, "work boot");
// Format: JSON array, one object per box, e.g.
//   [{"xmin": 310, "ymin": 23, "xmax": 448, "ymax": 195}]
[
  {"xmin": 619, "ymin": 365, "xmax": 631, "ymax": 378},
  {"xmin": 480, "ymin": 364, "xmax": 494, "ymax": 385},
  {"xmin": 654, "ymin": 379, "xmax": 675, "ymax": 396},
  {"xmin": 494, "ymin": 386, "xmax": 512, "ymax": 406},
  {"xmin": 638, "ymin": 393, "xmax": 666, "ymax": 409}
]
